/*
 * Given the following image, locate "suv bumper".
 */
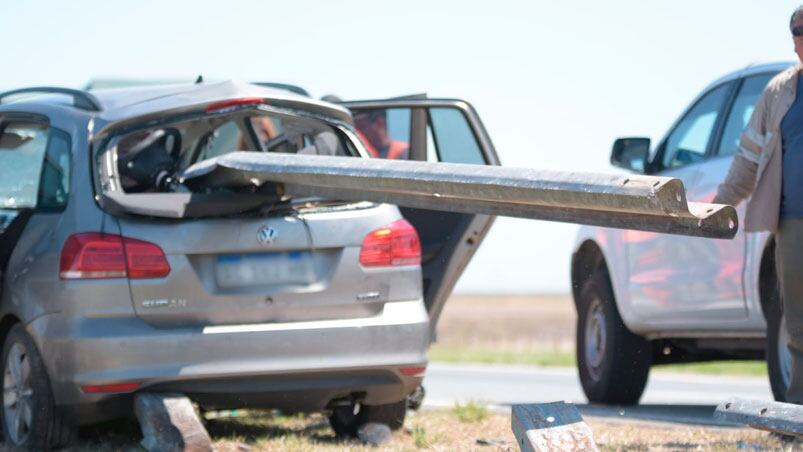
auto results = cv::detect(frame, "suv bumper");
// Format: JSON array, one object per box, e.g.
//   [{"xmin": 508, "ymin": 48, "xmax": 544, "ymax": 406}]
[{"xmin": 28, "ymin": 300, "xmax": 429, "ymax": 425}]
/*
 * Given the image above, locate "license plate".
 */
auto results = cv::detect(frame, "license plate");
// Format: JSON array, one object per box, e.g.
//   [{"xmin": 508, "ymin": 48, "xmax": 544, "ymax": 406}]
[{"xmin": 215, "ymin": 251, "xmax": 313, "ymax": 288}]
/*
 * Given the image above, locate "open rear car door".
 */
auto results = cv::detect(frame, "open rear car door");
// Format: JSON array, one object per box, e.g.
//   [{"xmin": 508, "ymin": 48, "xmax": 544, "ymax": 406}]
[{"xmin": 341, "ymin": 98, "xmax": 500, "ymax": 336}]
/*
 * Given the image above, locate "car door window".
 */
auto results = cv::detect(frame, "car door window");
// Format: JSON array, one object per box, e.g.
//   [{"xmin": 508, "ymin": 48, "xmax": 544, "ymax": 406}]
[
  {"xmin": 716, "ymin": 74, "xmax": 775, "ymax": 157},
  {"xmin": 662, "ymin": 83, "xmax": 731, "ymax": 169},
  {"xmin": 353, "ymin": 108, "xmax": 411, "ymax": 160},
  {"xmin": 37, "ymin": 129, "xmax": 71, "ymax": 210},
  {"xmin": 352, "ymin": 106, "xmax": 486, "ymax": 165},
  {"xmin": 0, "ymin": 122, "xmax": 70, "ymax": 210},
  {"xmin": 429, "ymin": 108, "xmax": 486, "ymax": 164}
]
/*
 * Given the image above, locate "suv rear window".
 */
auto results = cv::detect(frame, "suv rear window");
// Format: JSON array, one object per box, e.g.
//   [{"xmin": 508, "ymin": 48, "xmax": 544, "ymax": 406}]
[
  {"xmin": 105, "ymin": 109, "xmax": 351, "ymax": 194},
  {"xmin": 0, "ymin": 122, "xmax": 71, "ymax": 210}
]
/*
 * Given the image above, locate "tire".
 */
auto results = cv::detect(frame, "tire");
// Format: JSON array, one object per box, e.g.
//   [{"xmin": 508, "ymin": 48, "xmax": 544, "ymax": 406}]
[
  {"xmin": 766, "ymin": 283, "xmax": 791, "ymax": 402},
  {"xmin": 328, "ymin": 399, "xmax": 407, "ymax": 437},
  {"xmin": 576, "ymin": 270, "xmax": 651, "ymax": 405},
  {"xmin": 1, "ymin": 324, "xmax": 74, "ymax": 450}
]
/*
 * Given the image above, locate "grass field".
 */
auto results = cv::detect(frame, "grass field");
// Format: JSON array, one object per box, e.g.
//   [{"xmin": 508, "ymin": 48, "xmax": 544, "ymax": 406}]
[
  {"xmin": 429, "ymin": 344, "xmax": 769, "ymax": 376},
  {"xmin": 433, "ymin": 294, "xmax": 770, "ymax": 377}
]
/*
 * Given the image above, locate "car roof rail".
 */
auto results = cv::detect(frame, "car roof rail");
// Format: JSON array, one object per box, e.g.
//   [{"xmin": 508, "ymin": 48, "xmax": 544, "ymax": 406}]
[{"xmin": 0, "ymin": 87, "xmax": 102, "ymax": 111}]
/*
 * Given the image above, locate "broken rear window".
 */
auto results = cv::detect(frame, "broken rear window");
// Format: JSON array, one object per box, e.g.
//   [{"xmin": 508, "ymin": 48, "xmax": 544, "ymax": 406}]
[{"xmin": 101, "ymin": 109, "xmax": 352, "ymax": 194}]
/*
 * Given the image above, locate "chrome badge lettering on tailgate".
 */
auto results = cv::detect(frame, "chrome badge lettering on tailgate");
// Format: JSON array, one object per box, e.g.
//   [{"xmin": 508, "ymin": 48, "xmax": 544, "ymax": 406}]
[
  {"xmin": 356, "ymin": 291, "xmax": 381, "ymax": 302},
  {"xmin": 142, "ymin": 299, "xmax": 188, "ymax": 309}
]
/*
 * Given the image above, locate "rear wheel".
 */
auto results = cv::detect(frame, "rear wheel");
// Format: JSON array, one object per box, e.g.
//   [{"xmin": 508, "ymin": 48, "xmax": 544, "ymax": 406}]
[
  {"xmin": 576, "ymin": 271, "xmax": 651, "ymax": 405},
  {"xmin": 1, "ymin": 324, "xmax": 74, "ymax": 449},
  {"xmin": 767, "ymin": 284, "xmax": 791, "ymax": 402},
  {"xmin": 328, "ymin": 399, "xmax": 407, "ymax": 437}
]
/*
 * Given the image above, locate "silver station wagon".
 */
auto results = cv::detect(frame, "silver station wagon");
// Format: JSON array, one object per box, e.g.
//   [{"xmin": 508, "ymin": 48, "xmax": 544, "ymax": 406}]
[{"xmin": 0, "ymin": 81, "xmax": 497, "ymax": 449}]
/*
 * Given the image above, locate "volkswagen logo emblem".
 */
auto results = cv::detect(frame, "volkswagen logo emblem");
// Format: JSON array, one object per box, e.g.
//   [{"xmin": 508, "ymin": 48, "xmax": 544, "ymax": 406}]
[{"xmin": 256, "ymin": 226, "xmax": 278, "ymax": 246}]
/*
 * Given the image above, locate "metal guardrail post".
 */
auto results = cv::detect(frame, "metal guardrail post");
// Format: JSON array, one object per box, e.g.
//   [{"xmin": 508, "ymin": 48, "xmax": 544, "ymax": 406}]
[{"xmin": 715, "ymin": 398, "xmax": 803, "ymax": 437}]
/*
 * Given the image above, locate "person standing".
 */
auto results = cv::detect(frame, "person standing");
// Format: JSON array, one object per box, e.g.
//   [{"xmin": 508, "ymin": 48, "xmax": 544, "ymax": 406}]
[{"xmin": 715, "ymin": 5, "xmax": 803, "ymax": 403}]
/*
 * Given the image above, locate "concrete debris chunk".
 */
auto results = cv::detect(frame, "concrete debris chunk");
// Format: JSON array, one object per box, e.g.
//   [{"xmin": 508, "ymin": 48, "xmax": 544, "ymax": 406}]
[
  {"xmin": 512, "ymin": 401, "xmax": 598, "ymax": 452},
  {"xmin": 357, "ymin": 422, "xmax": 393, "ymax": 445},
  {"xmin": 135, "ymin": 392, "xmax": 215, "ymax": 452}
]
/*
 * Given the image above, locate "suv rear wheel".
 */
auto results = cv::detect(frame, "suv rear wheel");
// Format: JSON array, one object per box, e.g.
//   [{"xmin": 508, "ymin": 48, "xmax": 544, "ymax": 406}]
[
  {"xmin": 328, "ymin": 399, "xmax": 407, "ymax": 437},
  {"xmin": 1, "ymin": 324, "xmax": 74, "ymax": 449},
  {"xmin": 576, "ymin": 270, "xmax": 651, "ymax": 405},
  {"xmin": 766, "ymin": 284, "xmax": 792, "ymax": 402}
]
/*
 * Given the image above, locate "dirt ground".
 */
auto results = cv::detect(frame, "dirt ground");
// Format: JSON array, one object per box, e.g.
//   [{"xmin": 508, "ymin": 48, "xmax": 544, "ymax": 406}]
[
  {"xmin": 208, "ymin": 410, "xmax": 795, "ymax": 452},
  {"xmin": 435, "ymin": 293, "xmax": 576, "ymax": 352},
  {"xmin": 70, "ymin": 407, "xmax": 797, "ymax": 452}
]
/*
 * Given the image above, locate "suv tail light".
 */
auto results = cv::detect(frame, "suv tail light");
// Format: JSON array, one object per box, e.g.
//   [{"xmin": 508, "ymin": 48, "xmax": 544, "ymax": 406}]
[
  {"xmin": 60, "ymin": 233, "xmax": 170, "ymax": 280},
  {"xmin": 359, "ymin": 219, "xmax": 421, "ymax": 267}
]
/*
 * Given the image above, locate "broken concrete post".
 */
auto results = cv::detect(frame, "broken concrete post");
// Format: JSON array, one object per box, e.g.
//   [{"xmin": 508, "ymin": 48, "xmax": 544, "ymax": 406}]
[
  {"xmin": 134, "ymin": 393, "xmax": 215, "ymax": 452},
  {"xmin": 512, "ymin": 401, "xmax": 598, "ymax": 452}
]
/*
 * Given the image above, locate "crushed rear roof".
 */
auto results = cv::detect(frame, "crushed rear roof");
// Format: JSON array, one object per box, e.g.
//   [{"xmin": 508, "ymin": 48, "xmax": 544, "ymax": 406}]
[{"xmin": 90, "ymin": 80, "xmax": 352, "ymax": 123}]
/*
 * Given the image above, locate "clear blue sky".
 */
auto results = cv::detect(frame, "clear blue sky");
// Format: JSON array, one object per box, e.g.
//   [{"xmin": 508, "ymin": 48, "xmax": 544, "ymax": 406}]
[{"xmin": 1, "ymin": 1, "xmax": 799, "ymax": 292}]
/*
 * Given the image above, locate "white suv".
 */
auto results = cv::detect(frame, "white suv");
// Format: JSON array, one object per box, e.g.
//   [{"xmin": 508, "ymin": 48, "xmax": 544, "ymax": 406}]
[{"xmin": 571, "ymin": 62, "xmax": 792, "ymax": 405}]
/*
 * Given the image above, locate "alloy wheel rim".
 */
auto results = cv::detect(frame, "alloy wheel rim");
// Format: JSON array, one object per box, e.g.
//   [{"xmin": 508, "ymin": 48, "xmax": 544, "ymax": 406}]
[
  {"xmin": 584, "ymin": 297, "xmax": 607, "ymax": 381},
  {"xmin": 779, "ymin": 315, "xmax": 792, "ymax": 389},
  {"xmin": 3, "ymin": 343, "xmax": 33, "ymax": 445}
]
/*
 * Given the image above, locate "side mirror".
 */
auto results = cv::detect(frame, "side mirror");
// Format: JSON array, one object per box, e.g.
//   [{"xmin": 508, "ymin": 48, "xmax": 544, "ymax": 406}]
[{"xmin": 611, "ymin": 137, "xmax": 650, "ymax": 172}]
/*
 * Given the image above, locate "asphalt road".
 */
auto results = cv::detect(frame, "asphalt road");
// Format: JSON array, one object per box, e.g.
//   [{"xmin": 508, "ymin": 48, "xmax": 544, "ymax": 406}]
[{"xmin": 423, "ymin": 363, "xmax": 773, "ymax": 426}]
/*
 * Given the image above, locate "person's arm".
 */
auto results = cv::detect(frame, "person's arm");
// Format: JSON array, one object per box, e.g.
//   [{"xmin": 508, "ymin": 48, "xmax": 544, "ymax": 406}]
[
  {"xmin": 713, "ymin": 87, "xmax": 771, "ymax": 205},
  {"xmin": 714, "ymin": 154, "xmax": 758, "ymax": 205}
]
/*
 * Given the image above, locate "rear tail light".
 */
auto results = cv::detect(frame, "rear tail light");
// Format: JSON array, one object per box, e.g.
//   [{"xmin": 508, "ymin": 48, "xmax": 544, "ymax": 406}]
[
  {"xmin": 60, "ymin": 233, "xmax": 170, "ymax": 280},
  {"xmin": 359, "ymin": 219, "xmax": 421, "ymax": 267},
  {"xmin": 123, "ymin": 239, "xmax": 172, "ymax": 278},
  {"xmin": 399, "ymin": 366, "xmax": 427, "ymax": 377},
  {"xmin": 205, "ymin": 97, "xmax": 264, "ymax": 113}
]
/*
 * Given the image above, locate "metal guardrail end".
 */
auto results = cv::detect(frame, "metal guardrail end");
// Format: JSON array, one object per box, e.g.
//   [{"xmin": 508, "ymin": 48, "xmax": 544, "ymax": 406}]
[
  {"xmin": 715, "ymin": 397, "xmax": 803, "ymax": 437},
  {"xmin": 687, "ymin": 203, "xmax": 739, "ymax": 239}
]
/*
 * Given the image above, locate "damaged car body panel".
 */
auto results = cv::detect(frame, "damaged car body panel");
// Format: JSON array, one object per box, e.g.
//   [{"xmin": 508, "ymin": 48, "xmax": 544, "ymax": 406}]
[{"xmin": 90, "ymin": 84, "xmax": 425, "ymax": 328}]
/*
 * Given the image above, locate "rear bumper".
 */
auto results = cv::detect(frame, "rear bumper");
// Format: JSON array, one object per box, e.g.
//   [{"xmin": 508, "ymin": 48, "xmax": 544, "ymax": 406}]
[{"xmin": 28, "ymin": 299, "xmax": 429, "ymax": 425}]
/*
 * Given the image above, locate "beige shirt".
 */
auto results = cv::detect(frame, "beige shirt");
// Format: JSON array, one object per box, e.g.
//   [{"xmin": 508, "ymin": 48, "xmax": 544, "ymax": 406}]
[{"xmin": 715, "ymin": 64, "xmax": 802, "ymax": 232}]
